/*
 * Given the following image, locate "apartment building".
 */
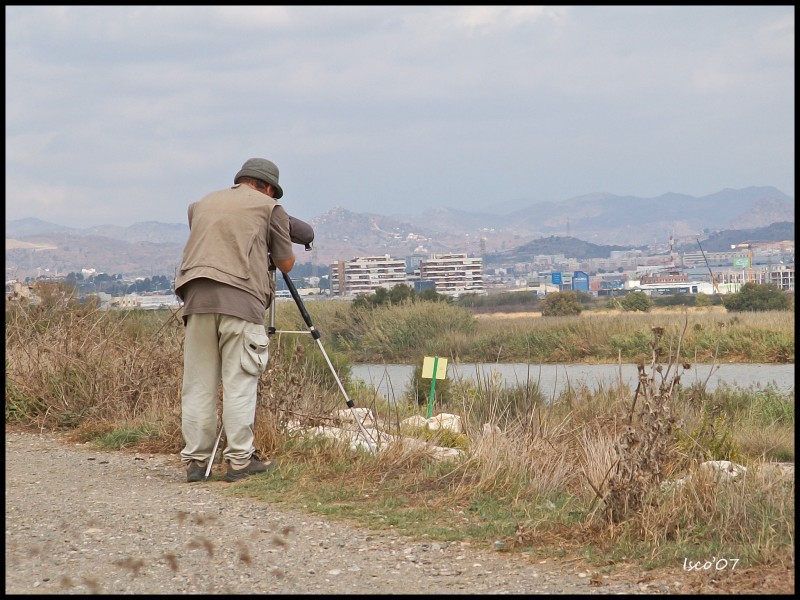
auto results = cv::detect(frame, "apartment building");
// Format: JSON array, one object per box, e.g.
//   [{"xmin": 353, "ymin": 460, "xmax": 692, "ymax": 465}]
[
  {"xmin": 682, "ymin": 243, "xmax": 794, "ymax": 269},
  {"xmin": 767, "ymin": 264, "xmax": 795, "ymax": 291},
  {"xmin": 713, "ymin": 263, "xmax": 795, "ymax": 291},
  {"xmin": 418, "ymin": 253, "xmax": 484, "ymax": 296},
  {"xmin": 117, "ymin": 293, "xmax": 181, "ymax": 310},
  {"xmin": 329, "ymin": 255, "xmax": 408, "ymax": 297}
]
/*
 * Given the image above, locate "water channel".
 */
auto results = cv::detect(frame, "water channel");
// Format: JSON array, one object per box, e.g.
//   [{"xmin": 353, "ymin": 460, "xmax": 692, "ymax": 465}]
[{"xmin": 351, "ymin": 362, "xmax": 795, "ymax": 402}]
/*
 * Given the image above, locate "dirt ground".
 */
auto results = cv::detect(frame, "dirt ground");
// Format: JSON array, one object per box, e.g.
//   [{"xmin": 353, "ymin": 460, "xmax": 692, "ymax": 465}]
[{"xmin": 5, "ymin": 429, "xmax": 793, "ymax": 595}]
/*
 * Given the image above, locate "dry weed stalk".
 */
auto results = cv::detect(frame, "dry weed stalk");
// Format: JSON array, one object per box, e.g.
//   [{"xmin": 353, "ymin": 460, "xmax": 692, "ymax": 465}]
[{"xmin": 599, "ymin": 317, "xmax": 691, "ymax": 523}]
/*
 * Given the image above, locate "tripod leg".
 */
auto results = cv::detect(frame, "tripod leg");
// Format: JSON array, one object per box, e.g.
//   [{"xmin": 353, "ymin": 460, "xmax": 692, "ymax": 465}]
[
  {"xmin": 280, "ymin": 271, "xmax": 378, "ymax": 454},
  {"xmin": 313, "ymin": 337, "xmax": 377, "ymax": 453},
  {"xmin": 205, "ymin": 425, "xmax": 223, "ymax": 480},
  {"xmin": 267, "ymin": 268, "xmax": 277, "ymax": 335}
]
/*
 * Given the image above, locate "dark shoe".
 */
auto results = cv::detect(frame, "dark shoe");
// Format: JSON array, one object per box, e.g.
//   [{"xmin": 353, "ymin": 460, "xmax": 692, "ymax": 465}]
[
  {"xmin": 225, "ymin": 455, "xmax": 275, "ymax": 482},
  {"xmin": 186, "ymin": 460, "xmax": 210, "ymax": 483}
]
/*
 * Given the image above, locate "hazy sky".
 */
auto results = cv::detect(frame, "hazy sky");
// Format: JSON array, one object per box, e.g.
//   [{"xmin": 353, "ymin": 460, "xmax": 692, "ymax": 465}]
[{"xmin": 5, "ymin": 5, "xmax": 795, "ymax": 229}]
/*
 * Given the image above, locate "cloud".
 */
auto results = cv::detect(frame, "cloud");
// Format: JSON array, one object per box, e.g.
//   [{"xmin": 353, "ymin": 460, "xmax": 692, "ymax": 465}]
[{"xmin": 5, "ymin": 6, "xmax": 794, "ymax": 228}]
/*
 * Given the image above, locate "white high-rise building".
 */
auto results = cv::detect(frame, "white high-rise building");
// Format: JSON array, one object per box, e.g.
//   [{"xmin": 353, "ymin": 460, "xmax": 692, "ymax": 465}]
[
  {"xmin": 418, "ymin": 253, "xmax": 484, "ymax": 296},
  {"xmin": 329, "ymin": 255, "xmax": 408, "ymax": 296}
]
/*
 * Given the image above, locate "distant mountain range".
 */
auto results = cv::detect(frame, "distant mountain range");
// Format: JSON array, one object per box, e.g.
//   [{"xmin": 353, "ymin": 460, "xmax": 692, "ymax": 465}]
[
  {"xmin": 483, "ymin": 221, "xmax": 794, "ymax": 266},
  {"xmin": 5, "ymin": 186, "xmax": 794, "ymax": 279}
]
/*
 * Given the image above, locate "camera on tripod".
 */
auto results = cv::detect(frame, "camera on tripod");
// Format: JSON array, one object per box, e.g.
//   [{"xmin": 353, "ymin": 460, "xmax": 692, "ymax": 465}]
[
  {"xmin": 289, "ymin": 215, "xmax": 314, "ymax": 251},
  {"xmin": 269, "ymin": 215, "xmax": 314, "ymax": 274}
]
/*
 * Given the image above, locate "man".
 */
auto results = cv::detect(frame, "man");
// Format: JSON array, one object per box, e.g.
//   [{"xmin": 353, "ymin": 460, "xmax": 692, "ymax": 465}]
[{"xmin": 175, "ymin": 157, "xmax": 296, "ymax": 483}]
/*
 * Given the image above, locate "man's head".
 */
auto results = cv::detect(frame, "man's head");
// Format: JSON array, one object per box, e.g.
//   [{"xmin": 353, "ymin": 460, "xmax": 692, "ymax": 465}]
[{"xmin": 234, "ymin": 158, "xmax": 284, "ymax": 199}]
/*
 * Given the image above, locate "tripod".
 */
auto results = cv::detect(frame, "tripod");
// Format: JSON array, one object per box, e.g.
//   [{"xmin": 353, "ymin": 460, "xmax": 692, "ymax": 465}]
[
  {"xmin": 269, "ymin": 268, "xmax": 377, "ymax": 451},
  {"xmin": 205, "ymin": 265, "xmax": 377, "ymax": 480}
]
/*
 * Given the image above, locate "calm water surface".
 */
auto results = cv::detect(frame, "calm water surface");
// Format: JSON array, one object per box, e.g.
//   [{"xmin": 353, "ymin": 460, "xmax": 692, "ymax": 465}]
[{"xmin": 351, "ymin": 362, "xmax": 794, "ymax": 401}]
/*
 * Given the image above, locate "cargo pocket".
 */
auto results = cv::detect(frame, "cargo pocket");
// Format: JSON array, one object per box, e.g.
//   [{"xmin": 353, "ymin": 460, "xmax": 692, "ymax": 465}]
[{"xmin": 241, "ymin": 328, "xmax": 270, "ymax": 376}]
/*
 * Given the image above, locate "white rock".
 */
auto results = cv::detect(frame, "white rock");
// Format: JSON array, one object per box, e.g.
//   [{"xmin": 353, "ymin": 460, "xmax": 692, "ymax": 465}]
[
  {"xmin": 401, "ymin": 415, "xmax": 429, "ymax": 429},
  {"xmin": 427, "ymin": 413, "xmax": 463, "ymax": 433},
  {"xmin": 699, "ymin": 460, "xmax": 747, "ymax": 481},
  {"xmin": 756, "ymin": 462, "xmax": 794, "ymax": 483}
]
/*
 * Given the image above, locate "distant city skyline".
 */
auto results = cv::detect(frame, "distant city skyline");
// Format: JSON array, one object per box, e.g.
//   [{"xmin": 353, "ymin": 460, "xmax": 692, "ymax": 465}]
[{"xmin": 6, "ymin": 6, "xmax": 794, "ymax": 229}]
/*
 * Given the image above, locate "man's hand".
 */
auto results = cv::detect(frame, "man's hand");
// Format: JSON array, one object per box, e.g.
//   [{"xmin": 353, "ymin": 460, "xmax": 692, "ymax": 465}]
[{"xmin": 273, "ymin": 256, "xmax": 295, "ymax": 273}]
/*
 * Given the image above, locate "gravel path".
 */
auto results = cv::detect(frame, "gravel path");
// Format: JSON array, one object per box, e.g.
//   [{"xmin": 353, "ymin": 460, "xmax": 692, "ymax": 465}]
[{"xmin": 4, "ymin": 430, "xmax": 689, "ymax": 595}]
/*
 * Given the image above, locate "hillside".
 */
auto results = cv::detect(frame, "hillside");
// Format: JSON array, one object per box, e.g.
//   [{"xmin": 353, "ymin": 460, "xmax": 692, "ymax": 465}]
[
  {"xmin": 5, "ymin": 187, "xmax": 794, "ymax": 279},
  {"xmin": 484, "ymin": 236, "xmax": 647, "ymax": 265},
  {"xmin": 680, "ymin": 221, "xmax": 795, "ymax": 252}
]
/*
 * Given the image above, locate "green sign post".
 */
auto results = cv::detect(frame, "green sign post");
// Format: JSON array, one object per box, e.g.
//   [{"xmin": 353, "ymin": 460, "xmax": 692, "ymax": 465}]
[{"xmin": 421, "ymin": 356, "xmax": 448, "ymax": 419}]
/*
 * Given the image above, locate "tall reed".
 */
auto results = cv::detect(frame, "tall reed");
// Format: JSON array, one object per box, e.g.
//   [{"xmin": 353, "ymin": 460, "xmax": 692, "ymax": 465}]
[{"xmin": 289, "ymin": 299, "xmax": 794, "ymax": 364}]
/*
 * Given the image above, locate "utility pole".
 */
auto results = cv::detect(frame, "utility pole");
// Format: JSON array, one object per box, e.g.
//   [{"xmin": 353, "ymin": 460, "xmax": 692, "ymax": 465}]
[
  {"xmin": 696, "ymin": 238, "xmax": 720, "ymax": 295},
  {"xmin": 311, "ymin": 245, "xmax": 318, "ymax": 280}
]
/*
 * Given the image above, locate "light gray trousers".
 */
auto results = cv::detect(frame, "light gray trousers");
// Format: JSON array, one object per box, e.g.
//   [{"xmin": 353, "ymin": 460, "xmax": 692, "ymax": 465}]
[{"xmin": 180, "ymin": 313, "xmax": 270, "ymax": 468}]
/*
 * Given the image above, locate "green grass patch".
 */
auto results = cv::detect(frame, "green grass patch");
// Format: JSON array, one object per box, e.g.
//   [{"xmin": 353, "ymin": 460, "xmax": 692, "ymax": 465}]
[{"xmin": 92, "ymin": 423, "xmax": 162, "ymax": 450}]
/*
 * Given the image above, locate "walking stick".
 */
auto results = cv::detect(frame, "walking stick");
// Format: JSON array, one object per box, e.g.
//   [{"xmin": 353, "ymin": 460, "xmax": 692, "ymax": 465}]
[{"xmin": 204, "ymin": 426, "xmax": 223, "ymax": 480}]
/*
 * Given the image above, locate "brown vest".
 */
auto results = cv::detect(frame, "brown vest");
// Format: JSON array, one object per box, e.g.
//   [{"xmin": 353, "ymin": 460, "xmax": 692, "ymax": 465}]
[{"xmin": 175, "ymin": 184, "xmax": 277, "ymax": 304}]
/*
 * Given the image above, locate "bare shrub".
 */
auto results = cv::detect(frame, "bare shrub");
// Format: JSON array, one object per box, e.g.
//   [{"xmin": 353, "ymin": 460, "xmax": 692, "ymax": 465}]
[{"xmin": 597, "ymin": 325, "xmax": 686, "ymax": 523}]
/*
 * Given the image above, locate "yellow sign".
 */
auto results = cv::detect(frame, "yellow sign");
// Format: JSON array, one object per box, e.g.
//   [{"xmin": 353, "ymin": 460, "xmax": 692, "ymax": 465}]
[{"xmin": 422, "ymin": 356, "xmax": 448, "ymax": 379}]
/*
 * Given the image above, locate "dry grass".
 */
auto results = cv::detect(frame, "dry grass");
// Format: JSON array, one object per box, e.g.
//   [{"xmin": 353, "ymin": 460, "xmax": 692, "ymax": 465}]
[
  {"xmin": 275, "ymin": 295, "xmax": 793, "ymax": 364},
  {"xmin": 5, "ymin": 288, "xmax": 794, "ymax": 576},
  {"xmin": 4, "ymin": 285, "xmax": 349, "ymax": 456},
  {"xmin": 474, "ymin": 305, "xmax": 729, "ymax": 319},
  {"xmin": 5, "ymin": 288, "xmax": 185, "ymax": 441}
]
